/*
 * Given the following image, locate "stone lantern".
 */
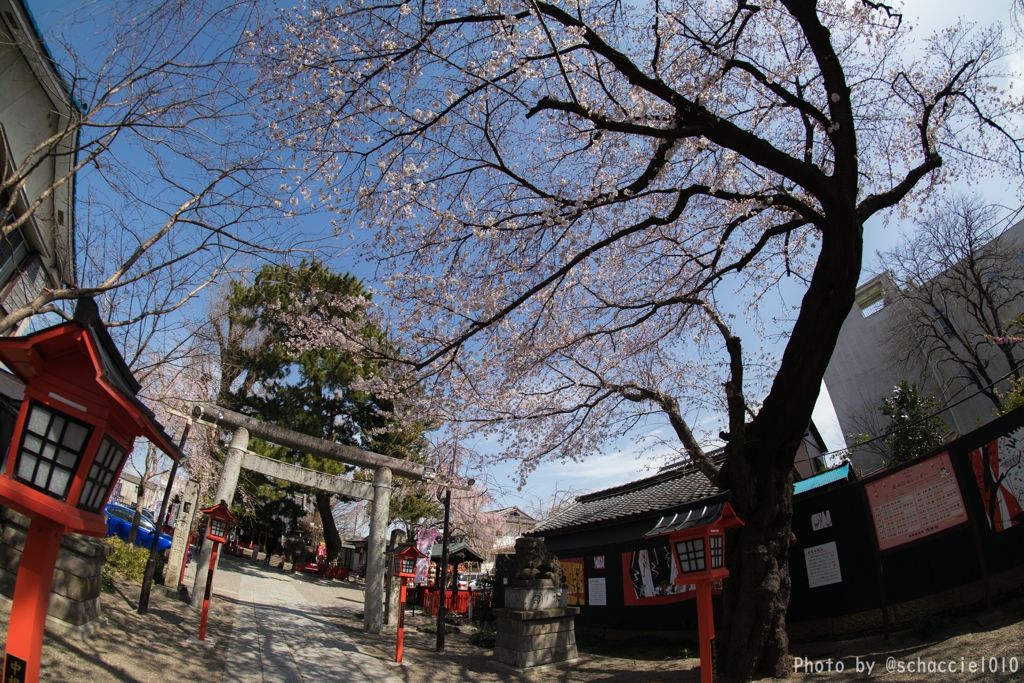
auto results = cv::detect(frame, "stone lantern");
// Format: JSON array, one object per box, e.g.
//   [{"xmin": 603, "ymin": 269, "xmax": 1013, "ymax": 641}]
[
  {"xmin": 0, "ymin": 304, "xmax": 180, "ymax": 683},
  {"xmin": 647, "ymin": 500, "xmax": 744, "ymax": 683}
]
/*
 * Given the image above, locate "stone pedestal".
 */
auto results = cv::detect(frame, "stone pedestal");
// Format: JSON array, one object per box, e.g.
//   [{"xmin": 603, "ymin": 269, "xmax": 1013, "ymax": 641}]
[
  {"xmin": 165, "ymin": 480, "xmax": 199, "ymax": 591},
  {"xmin": 494, "ymin": 580, "xmax": 578, "ymax": 669},
  {"xmin": 0, "ymin": 508, "xmax": 112, "ymax": 639}
]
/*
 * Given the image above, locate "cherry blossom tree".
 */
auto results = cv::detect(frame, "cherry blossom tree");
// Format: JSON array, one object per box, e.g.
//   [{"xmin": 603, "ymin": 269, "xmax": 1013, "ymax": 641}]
[
  {"xmin": 254, "ymin": 0, "xmax": 1024, "ymax": 677},
  {"xmin": 1, "ymin": 0, "xmax": 320, "ymax": 336}
]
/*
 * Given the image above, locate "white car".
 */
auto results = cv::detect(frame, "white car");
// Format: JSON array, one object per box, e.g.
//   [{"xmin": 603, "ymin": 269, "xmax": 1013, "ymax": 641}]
[{"xmin": 457, "ymin": 572, "xmax": 482, "ymax": 590}]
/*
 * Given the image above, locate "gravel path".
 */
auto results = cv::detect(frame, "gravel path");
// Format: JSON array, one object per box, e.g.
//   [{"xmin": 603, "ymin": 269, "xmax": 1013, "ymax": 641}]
[
  {"xmin": 0, "ymin": 574, "xmax": 236, "ymax": 682},
  {"xmin": 788, "ymin": 596, "xmax": 1024, "ymax": 682}
]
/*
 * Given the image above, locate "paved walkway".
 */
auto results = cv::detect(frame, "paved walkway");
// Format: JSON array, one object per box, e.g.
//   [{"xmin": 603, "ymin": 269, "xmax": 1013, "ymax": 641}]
[{"xmin": 220, "ymin": 560, "xmax": 402, "ymax": 683}]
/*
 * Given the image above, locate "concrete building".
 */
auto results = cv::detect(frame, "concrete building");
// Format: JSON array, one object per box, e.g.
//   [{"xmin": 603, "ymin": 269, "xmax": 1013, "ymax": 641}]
[
  {"xmin": 824, "ymin": 219, "xmax": 1024, "ymax": 475},
  {"xmin": 0, "ymin": 0, "xmax": 79, "ymax": 325},
  {"xmin": 108, "ymin": 470, "xmax": 162, "ymax": 512}
]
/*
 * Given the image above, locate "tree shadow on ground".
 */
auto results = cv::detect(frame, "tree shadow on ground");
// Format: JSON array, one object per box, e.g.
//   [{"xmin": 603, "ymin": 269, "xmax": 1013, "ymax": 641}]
[{"xmin": 0, "ymin": 575, "xmax": 235, "ymax": 683}]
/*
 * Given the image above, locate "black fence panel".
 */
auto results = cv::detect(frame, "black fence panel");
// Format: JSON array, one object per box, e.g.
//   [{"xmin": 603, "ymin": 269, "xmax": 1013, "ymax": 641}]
[
  {"xmin": 545, "ymin": 536, "xmax": 702, "ymax": 632},
  {"xmin": 788, "ymin": 483, "xmax": 881, "ymax": 621},
  {"xmin": 788, "ymin": 405, "xmax": 1024, "ymax": 624}
]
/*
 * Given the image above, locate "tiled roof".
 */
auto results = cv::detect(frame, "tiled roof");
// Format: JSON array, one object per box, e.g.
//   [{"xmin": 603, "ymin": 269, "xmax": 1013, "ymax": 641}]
[
  {"xmin": 488, "ymin": 506, "xmax": 539, "ymax": 523},
  {"xmin": 431, "ymin": 540, "xmax": 486, "ymax": 563},
  {"xmin": 530, "ymin": 457, "xmax": 721, "ymax": 535},
  {"xmin": 0, "ymin": 368, "xmax": 25, "ymax": 401}
]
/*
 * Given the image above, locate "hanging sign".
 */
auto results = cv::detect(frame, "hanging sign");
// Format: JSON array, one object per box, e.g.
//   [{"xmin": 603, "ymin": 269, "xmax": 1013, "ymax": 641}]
[
  {"xmin": 414, "ymin": 529, "xmax": 438, "ymax": 585},
  {"xmin": 621, "ymin": 545, "xmax": 695, "ymax": 606},
  {"xmin": 865, "ymin": 452, "xmax": 967, "ymax": 551},
  {"xmin": 561, "ymin": 557, "xmax": 585, "ymax": 606},
  {"xmin": 811, "ymin": 510, "xmax": 832, "ymax": 531}
]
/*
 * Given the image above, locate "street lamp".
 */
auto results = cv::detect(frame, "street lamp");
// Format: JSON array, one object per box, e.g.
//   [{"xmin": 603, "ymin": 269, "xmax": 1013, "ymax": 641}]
[
  {"xmin": 390, "ymin": 545, "xmax": 427, "ymax": 663},
  {"xmin": 0, "ymin": 310, "xmax": 181, "ymax": 683},
  {"xmin": 646, "ymin": 500, "xmax": 744, "ymax": 683},
  {"xmin": 195, "ymin": 500, "xmax": 237, "ymax": 644},
  {"xmin": 435, "ymin": 476, "xmax": 474, "ymax": 653}
]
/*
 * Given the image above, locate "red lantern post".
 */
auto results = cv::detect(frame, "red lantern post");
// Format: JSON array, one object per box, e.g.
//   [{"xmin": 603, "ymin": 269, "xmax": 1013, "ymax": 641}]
[
  {"xmin": 0, "ymin": 307, "xmax": 182, "ymax": 683},
  {"xmin": 647, "ymin": 500, "xmax": 744, "ymax": 683},
  {"xmin": 196, "ymin": 501, "xmax": 236, "ymax": 642},
  {"xmin": 390, "ymin": 545, "xmax": 427, "ymax": 663}
]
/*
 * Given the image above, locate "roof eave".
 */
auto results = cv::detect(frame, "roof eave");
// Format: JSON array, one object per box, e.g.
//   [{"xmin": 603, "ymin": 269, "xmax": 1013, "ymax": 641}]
[{"xmin": 529, "ymin": 490, "xmax": 731, "ymax": 538}]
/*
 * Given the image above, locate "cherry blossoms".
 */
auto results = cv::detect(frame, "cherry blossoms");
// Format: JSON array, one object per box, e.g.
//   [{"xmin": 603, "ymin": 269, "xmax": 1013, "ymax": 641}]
[{"xmin": 253, "ymin": 0, "xmax": 1023, "ymax": 677}]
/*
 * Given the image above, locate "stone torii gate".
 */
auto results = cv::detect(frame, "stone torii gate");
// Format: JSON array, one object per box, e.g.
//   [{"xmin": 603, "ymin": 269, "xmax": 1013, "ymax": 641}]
[{"xmin": 186, "ymin": 402, "xmax": 426, "ymax": 634}]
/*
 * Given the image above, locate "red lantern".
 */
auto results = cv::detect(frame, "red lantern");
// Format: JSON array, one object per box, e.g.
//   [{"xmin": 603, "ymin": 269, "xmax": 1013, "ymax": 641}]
[
  {"xmin": 200, "ymin": 501, "xmax": 235, "ymax": 544},
  {"xmin": 195, "ymin": 501, "xmax": 236, "ymax": 642},
  {"xmin": 0, "ymin": 309, "xmax": 181, "ymax": 683},
  {"xmin": 392, "ymin": 545, "xmax": 424, "ymax": 580},
  {"xmin": 647, "ymin": 500, "xmax": 744, "ymax": 683},
  {"xmin": 389, "ymin": 545, "xmax": 427, "ymax": 663}
]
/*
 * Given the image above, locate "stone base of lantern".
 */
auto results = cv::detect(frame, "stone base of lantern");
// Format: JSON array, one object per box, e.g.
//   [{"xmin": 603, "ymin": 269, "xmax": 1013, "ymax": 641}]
[
  {"xmin": 0, "ymin": 508, "xmax": 112, "ymax": 639},
  {"xmin": 493, "ymin": 582, "xmax": 579, "ymax": 669}
]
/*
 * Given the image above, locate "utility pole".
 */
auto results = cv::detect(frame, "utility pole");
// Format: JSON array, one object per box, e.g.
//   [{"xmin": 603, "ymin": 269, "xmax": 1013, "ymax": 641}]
[
  {"xmin": 435, "ymin": 487, "xmax": 451, "ymax": 653},
  {"xmin": 434, "ymin": 476, "xmax": 474, "ymax": 653},
  {"xmin": 139, "ymin": 411, "xmax": 192, "ymax": 614}
]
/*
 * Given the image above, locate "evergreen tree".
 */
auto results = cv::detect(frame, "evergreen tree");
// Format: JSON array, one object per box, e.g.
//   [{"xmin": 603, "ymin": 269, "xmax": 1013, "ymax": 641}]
[
  {"xmin": 224, "ymin": 260, "xmax": 435, "ymax": 561},
  {"xmin": 878, "ymin": 381, "xmax": 948, "ymax": 467}
]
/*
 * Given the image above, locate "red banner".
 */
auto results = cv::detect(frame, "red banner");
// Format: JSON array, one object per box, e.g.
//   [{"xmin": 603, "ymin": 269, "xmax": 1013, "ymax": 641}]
[
  {"xmin": 969, "ymin": 430, "xmax": 1024, "ymax": 532},
  {"xmin": 621, "ymin": 546, "xmax": 695, "ymax": 606}
]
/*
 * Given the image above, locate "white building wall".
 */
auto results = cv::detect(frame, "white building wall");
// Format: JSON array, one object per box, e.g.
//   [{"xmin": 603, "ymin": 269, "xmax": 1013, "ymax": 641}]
[{"xmin": 824, "ymin": 220, "xmax": 1024, "ymax": 474}]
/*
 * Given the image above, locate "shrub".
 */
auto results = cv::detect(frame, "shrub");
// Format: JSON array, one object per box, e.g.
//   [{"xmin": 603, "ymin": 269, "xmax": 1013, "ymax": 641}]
[
  {"xmin": 468, "ymin": 627, "xmax": 496, "ymax": 648},
  {"xmin": 102, "ymin": 537, "xmax": 149, "ymax": 583},
  {"xmin": 913, "ymin": 616, "xmax": 946, "ymax": 641},
  {"xmin": 417, "ymin": 623, "xmax": 461, "ymax": 634},
  {"xmin": 471, "ymin": 575, "xmax": 495, "ymax": 623}
]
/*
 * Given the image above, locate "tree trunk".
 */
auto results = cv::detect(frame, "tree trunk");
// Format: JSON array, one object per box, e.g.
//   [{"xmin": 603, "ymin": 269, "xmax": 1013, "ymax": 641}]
[
  {"xmin": 315, "ymin": 492, "xmax": 343, "ymax": 563},
  {"xmin": 718, "ymin": 444, "xmax": 797, "ymax": 680},
  {"xmin": 128, "ymin": 480, "xmax": 149, "ymax": 544},
  {"xmin": 717, "ymin": 209, "xmax": 863, "ymax": 680}
]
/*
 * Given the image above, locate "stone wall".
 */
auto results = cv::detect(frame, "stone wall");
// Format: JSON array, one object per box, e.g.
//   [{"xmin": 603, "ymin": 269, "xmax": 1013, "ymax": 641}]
[{"xmin": 0, "ymin": 508, "xmax": 112, "ymax": 639}]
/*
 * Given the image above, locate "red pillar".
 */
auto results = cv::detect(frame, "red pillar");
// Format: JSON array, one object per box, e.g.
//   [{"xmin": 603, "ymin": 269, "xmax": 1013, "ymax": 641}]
[
  {"xmin": 696, "ymin": 583, "xmax": 716, "ymax": 683},
  {"xmin": 4, "ymin": 516, "xmax": 64, "ymax": 683},
  {"xmin": 198, "ymin": 543, "xmax": 220, "ymax": 641},
  {"xmin": 395, "ymin": 578, "xmax": 407, "ymax": 663}
]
